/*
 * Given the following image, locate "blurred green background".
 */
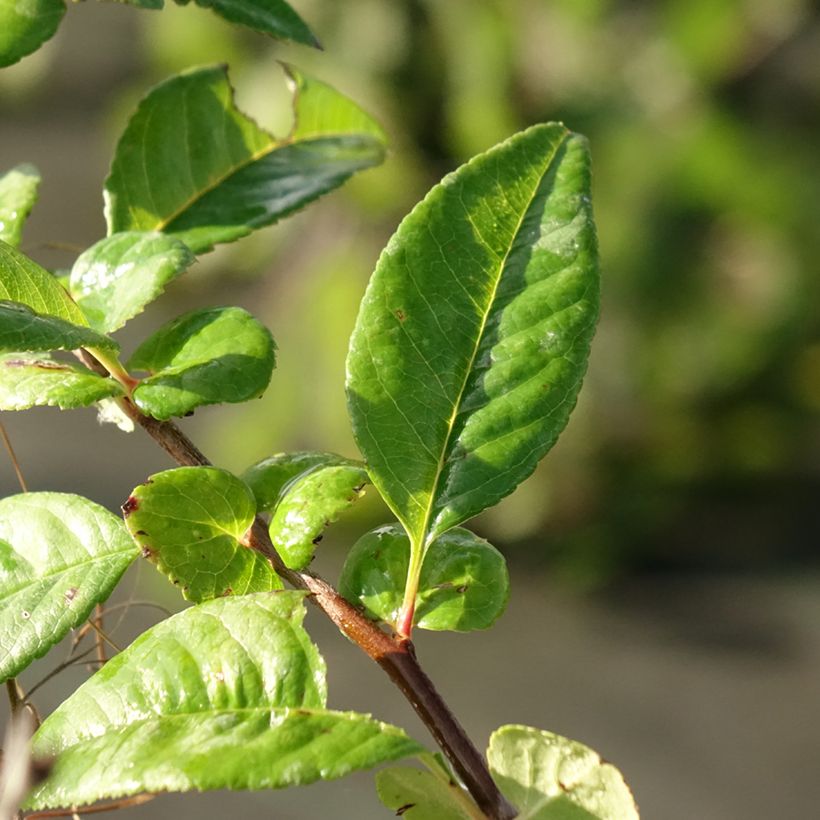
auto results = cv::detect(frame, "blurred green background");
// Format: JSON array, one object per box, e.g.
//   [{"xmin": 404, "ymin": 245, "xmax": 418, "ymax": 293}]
[{"xmin": 1, "ymin": 1, "xmax": 819, "ymax": 818}]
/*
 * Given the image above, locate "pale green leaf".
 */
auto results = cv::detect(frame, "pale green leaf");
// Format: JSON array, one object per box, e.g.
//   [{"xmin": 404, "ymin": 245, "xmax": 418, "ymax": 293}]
[
  {"xmin": 0, "ymin": 493, "xmax": 138, "ymax": 682},
  {"xmin": 123, "ymin": 466, "xmax": 282, "ymax": 601},
  {"xmin": 69, "ymin": 232, "xmax": 195, "ymax": 333},
  {"xmin": 105, "ymin": 64, "xmax": 386, "ymax": 254},
  {"xmin": 26, "ymin": 593, "xmax": 422, "ymax": 810},
  {"xmin": 339, "ymin": 525, "xmax": 509, "ymax": 632},
  {"xmin": 129, "ymin": 306, "xmax": 275, "ymax": 419},
  {"xmin": 0, "ymin": 164, "xmax": 40, "ymax": 248},
  {"xmin": 0, "ymin": 0, "xmax": 65, "ymax": 67},
  {"xmin": 376, "ymin": 766, "xmax": 479, "ymax": 820},
  {"xmin": 0, "ymin": 301, "xmax": 118, "ymax": 354},
  {"xmin": 487, "ymin": 725, "xmax": 639, "ymax": 820},
  {"xmin": 0, "ymin": 353, "xmax": 123, "ymax": 410},
  {"xmin": 346, "ymin": 125, "xmax": 599, "ymax": 551},
  {"xmin": 0, "ymin": 240, "xmax": 88, "ymax": 326}
]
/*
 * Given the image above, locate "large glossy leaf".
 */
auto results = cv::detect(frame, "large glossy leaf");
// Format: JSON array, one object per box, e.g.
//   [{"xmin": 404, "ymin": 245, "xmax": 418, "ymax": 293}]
[
  {"xmin": 376, "ymin": 766, "xmax": 478, "ymax": 820},
  {"xmin": 346, "ymin": 124, "xmax": 599, "ymax": 551},
  {"xmin": 128, "ymin": 306, "xmax": 275, "ymax": 419},
  {"xmin": 0, "ymin": 240, "xmax": 88, "ymax": 326},
  {"xmin": 124, "ymin": 466, "xmax": 282, "ymax": 601},
  {"xmin": 105, "ymin": 64, "xmax": 386, "ymax": 254},
  {"xmin": 339, "ymin": 525, "xmax": 509, "ymax": 632},
  {"xmin": 0, "ymin": 493, "xmax": 138, "ymax": 682},
  {"xmin": 487, "ymin": 725, "xmax": 639, "ymax": 820},
  {"xmin": 0, "ymin": 353, "xmax": 123, "ymax": 410},
  {"xmin": 0, "ymin": 0, "xmax": 65, "ymax": 67},
  {"xmin": 26, "ymin": 593, "xmax": 422, "ymax": 810},
  {"xmin": 69, "ymin": 232, "xmax": 195, "ymax": 333},
  {"xmin": 0, "ymin": 301, "xmax": 118, "ymax": 354},
  {"xmin": 0, "ymin": 164, "xmax": 40, "ymax": 248}
]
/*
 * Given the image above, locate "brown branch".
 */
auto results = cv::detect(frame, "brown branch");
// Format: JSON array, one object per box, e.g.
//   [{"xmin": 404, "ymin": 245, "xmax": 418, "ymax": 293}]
[
  {"xmin": 114, "ymin": 395, "xmax": 515, "ymax": 819},
  {"xmin": 24, "ymin": 794, "xmax": 155, "ymax": 818}
]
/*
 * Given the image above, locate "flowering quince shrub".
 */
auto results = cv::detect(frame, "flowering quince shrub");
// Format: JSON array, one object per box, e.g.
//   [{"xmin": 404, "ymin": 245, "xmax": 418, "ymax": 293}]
[{"xmin": 0, "ymin": 1, "xmax": 639, "ymax": 818}]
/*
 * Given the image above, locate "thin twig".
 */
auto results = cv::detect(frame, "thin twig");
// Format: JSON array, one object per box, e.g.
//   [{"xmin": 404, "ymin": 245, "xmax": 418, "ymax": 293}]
[
  {"xmin": 1, "ymin": 419, "xmax": 28, "ymax": 492},
  {"xmin": 24, "ymin": 648, "xmax": 99, "ymax": 702},
  {"xmin": 91, "ymin": 605, "xmax": 108, "ymax": 666},
  {"xmin": 23, "ymin": 793, "xmax": 155, "ymax": 818},
  {"xmin": 6, "ymin": 679, "xmax": 25, "ymax": 715}
]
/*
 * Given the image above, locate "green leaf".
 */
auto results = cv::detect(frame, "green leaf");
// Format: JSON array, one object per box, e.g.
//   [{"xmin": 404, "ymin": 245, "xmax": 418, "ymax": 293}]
[
  {"xmin": 0, "ymin": 0, "xmax": 65, "ymax": 68},
  {"xmin": 123, "ymin": 466, "xmax": 282, "ymax": 601},
  {"xmin": 105, "ymin": 64, "xmax": 386, "ymax": 254},
  {"xmin": 0, "ymin": 493, "xmax": 138, "ymax": 682},
  {"xmin": 487, "ymin": 725, "xmax": 639, "ymax": 820},
  {"xmin": 0, "ymin": 240, "xmax": 88, "ymax": 326},
  {"xmin": 69, "ymin": 232, "xmax": 195, "ymax": 333},
  {"xmin": 128, "ymin": 306, "xmax": 275, "ymax": 419},
  {"xmin": 180, "ymin": 0, "xmax": 319, "ymax": 48},
  {"xmin": 339, "ymin": 525, "xmax": 509, "ymax": 632},
  {"xmin": 269, "ymin": 462, "xmax": 368, "ymax": 570},
  {"xmin": 0, "ymin": 301, "xmax": 118, "ymax": 354},
  {"xmin": 376, "ymin": 766, "xmax": 479, "ymax": 820},
  {"xmin": 346, "ymin": 124, "xmax": 599, "ymax": 552},
  {"xmin": 0, "ymin": 353, "xmax": 123, "ymax": 410},
  {"xmin": 0, "ymin": 164, "xmax": 40, "ymax": 248},
  {"xmin": 26, "ymin": 593, "xmax": 422, "ymax": 810}
]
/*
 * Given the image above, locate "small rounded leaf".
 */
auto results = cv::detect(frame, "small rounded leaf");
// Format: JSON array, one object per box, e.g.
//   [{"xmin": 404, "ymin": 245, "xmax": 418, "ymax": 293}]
[
  {"xmin": 340, "ymin": 524, "xmax": 509, "ymax": 632},
  {"xmin": 0, "ymin": 163, "xmax": 41, "ymax": 248},
  {"xmin": 0, "ymin": 0, "xmax": 65, "ymax": 68},
  {"xmin": 376, "ymin": 766, "xmax": 477, "ymax": 820}
]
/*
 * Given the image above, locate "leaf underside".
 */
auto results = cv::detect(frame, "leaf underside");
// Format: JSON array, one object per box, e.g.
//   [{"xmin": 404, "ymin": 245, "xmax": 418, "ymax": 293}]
[
  {"xmin": 376, "ymin": 766, "xmax": 476, "ymax": 820},
  {"xmin": 0, "ymin": 163, "xmax": 41, "ymax": 248}
]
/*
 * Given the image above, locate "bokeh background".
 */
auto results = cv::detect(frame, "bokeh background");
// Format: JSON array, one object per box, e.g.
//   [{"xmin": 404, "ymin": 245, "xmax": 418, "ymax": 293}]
[{"xmin": 1, "ymin": 1, "xmax": 819, "ymax": 818}]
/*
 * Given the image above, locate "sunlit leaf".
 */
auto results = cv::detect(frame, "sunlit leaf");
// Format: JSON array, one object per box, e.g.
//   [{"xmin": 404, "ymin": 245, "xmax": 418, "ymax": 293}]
[
  {"xmin": 0, "ymin": 0, "xmax": 65, "ymax": 67},
  {"xmin": 487, "ymin": 725, "xmax": 639, "ymax": 820},
  {"xmin": 69, "ymin": 232, "xmax": 195, "ymax": 333},
  {"xmin": 0, "ymin": 353, "xmax": 123, "ymax": 410},
  {"xmin": 0, "ymin": 164, "xmax": 40, "ymax": 248},
  {"xmin": 123, "ymin": 466, "xmax": 282, "ymax": 601},
  {"xmin": 26, "ymin": 593, "xmax": 422, "ymax": 810},
  {"xmin": 105, "ymin": 64, "xmax": 386, "ymax": 254},
  {"xmin": 339, "ymin": 525, "xmax": 509, "ymax": 632},
  {"xmin": 0, "ymin": 493, "xmax": 138, "ymax": 682},
  {"xmin": 129, "ymin": 306, "xmax": 275, "ymax": 419}
]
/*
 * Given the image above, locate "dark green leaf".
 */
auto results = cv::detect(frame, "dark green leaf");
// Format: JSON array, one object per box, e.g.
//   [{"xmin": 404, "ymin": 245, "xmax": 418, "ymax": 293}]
[
  {"xmin": 487, "ymin": 725, "xmax": 639, "ymax": 820},
  {"xmin": 129, "ymin": 306, "xmax": 275, "ymax": 419},
  {"xmin": 26, "ymin": 593, "xmax": 422, "ymax": 810},
  {"xmin": 0, "ymin": 353, "xmax": 123, "ymax": 410},
  {"xmin": 0, "ymin": 0, "xmax": 65, "ymax": 67},
  {"xmin": 104, "ymin": 65, "xmax": 386, "ymax": 254},
  {"xmin": 0, "ymin": 493, "xmax": 138, "ymax": 681},
  {"xmin": 0, "ymin": 301, "xmax": 118, "ymax": 354},
  {"xmin": 123, "ymin": 466, "xmax": 282, "ymax": 601},
  {"xmin": 0, "ymin": 240, "xmax": 88, "ymax": 326},
  {"xmin": 376, "ymin": 766, "xmax": 478, "ymax": 820},
  {"xmin": 69, "ymin": 232, "xmax": 195, "ymax": 333},
  {"xmin": 346, "ymin": 125, "xmax": 599, "ymax": 552},
  {"xmin": 0, "ymin": 163, "xmax": 40, "ymax": 248},
  {"xmin": 339, "ymin": 525, "xmax": 509, "ymax": 632}
]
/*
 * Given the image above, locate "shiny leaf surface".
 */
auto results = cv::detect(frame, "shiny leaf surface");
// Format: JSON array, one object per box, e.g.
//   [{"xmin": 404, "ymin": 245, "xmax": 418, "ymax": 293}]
[
  {"xmin": 339, "ymin": 525, "xmax": 509, "ymax": 632},
  {"xmin": 124, "ymin": 466, "xmax": 282, "ymax": 601},
  {"xmin": 27, "ymin": 593, "xmax": 421, "ymax": 809},
  {"xmin": 487, "ymin": 725, "xmax": 639, "ymax": 820},
  {"xmin": 129, "ymin": 306, "xmax": 275, "ymax": 419},
  {"xmin": 105, "ymin": 65, "xmax": 386, "ymax": 254},
  {"xmin": 0, "ymin": 164, "xmax": 40, "ymax": 248},
  {"xmin": 69, "ymin": 232, "xmax": 195, "ymax": 332},
  {"xmin": 0, "ymin": 0, "xmax": 64, "ymax": 67},
  {"xmin": 0, "ymin": 493, "xmax": 138, "ymax": 681},
  {"xmin": 0, "ymin": 353, "xmax": 123, "ymax": 410},
  {"xmin": 347, "ymin": 125, "xmax": 599, "ymax": 550}
]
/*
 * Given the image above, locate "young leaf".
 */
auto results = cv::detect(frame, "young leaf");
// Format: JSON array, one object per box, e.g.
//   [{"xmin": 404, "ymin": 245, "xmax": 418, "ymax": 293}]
[
  {"xmin": 0, "ymin": 240, "xmax": 88, "ymax": 326},
  {"xmin": 128, "ymin": 306, "xmax": 275, "ymax": 419},
  {"xmin": 69, "ymin": 232, "xmax": 195, "ymax": 333},
  {"xmin": 0, "ymin": 163, "xmax": 40, "ymax": 248},
  {"xmin": 0, "ymin": 0, "xmax": 65, "ymax": 67},
  {"xmin": 487, "ymin": 725, "xmax": 639, "ymax": 820},
  {"xmin": 0, "ymin": 493, "xmax": 139, "ymax": 682},
  {"xmin": 269, "ymin": 463, "xmax": 368, "ymax": 570},
  {"xmin": 26, "ymin": 593, "xmax": 422, "ymax": 810},
  {"xmin": 104, "ymin": 64, "xmax": 386, "ymax": 254},
  {"xmin": 376, "ymin": 766, "xmax": 479, "ymax": 820},
  {"xmin": 0, "ymin": 353, "xmax": 123, "ymax": 410},
  {"xmin": 123, "ymin": 466, "xmax": 282, "ymax": 601},
  {"xmin": 0, "ymin": 301, "xmax": 118, "ymax": 354},
  {"xmin": 346, "ymin": 124, "xmax": 599, "ymax": 551},
  {"xmin": 339, "ymin": 525, "xmax": 509, "ymax": 632}
]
